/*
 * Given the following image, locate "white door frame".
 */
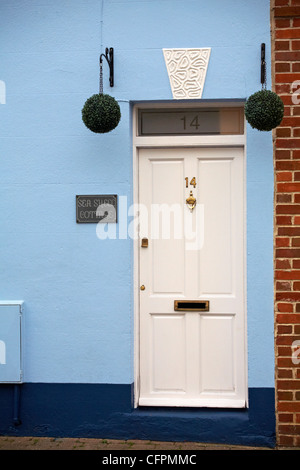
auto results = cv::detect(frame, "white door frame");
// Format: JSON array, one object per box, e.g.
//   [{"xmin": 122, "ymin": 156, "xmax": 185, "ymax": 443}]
[{"xmin": 132, "ymin": 102, "xmax": 248, "ymax": 408}]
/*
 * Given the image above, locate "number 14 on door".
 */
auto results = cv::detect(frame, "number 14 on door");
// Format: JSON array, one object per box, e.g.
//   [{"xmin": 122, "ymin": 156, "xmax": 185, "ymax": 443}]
[{"xmin": 185, "ymin": 177, "xmax": 196, "ymax": 188}]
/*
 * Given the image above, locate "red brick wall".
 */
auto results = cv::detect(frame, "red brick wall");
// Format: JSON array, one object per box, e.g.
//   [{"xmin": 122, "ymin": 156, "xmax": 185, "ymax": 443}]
[{"xmin": 273, "ymin": 0, "xmax": 300, "ymax": 447}]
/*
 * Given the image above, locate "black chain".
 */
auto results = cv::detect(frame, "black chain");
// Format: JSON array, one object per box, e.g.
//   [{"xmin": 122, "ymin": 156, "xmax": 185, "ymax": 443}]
[
  {"xmin": 262, "ymin": 58, "xmax": 267, "ymax": 90},
  {"xmin": 99, "ymin": 60, "xmax": 103, "ymax": 95},
  {"xmin": 261, "ymin": 43, "xmax": 267, "ymax": 90}
]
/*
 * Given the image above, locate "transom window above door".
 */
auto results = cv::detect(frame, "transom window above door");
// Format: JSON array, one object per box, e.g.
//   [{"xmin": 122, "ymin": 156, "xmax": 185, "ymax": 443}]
[{"xmin": 138, "ymin": 107, "xmax": 244, "ymax": 136}]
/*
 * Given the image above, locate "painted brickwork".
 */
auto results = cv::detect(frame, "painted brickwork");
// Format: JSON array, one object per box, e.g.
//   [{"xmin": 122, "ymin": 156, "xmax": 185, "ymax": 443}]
[{"xmin": 273, "ymin": 0, "xmax": 300, "ymax": 447}]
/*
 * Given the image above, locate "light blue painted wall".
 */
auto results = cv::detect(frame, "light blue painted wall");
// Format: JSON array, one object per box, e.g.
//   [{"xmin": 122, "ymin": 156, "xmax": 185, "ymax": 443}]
[{"xmin": 0, "ymin": 0, "xmax": 273, "ymax": 387}]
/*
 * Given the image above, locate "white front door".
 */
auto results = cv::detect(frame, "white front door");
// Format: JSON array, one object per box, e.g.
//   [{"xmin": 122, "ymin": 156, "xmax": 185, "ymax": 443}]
[{"xmin": 138, "ymin": 147, "xmax": 246, "ymax": 408}]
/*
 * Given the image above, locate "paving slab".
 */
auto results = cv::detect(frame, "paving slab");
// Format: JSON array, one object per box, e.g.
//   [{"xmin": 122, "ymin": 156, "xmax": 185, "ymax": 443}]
[{"xmin": 0, "ymin": 436, "xmax": 297, "ymax": 451}]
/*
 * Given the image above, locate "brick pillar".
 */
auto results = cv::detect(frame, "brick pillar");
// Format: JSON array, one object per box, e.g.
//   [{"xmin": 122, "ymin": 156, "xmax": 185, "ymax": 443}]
[{"xmin": 273, "ymin": 0, "xmax": 300, "ymax": 447}]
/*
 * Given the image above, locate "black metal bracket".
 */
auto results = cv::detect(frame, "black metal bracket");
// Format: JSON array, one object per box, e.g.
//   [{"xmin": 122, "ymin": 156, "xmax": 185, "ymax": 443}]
[
  {"xmin": 261, "ymin": 43, "xmax": 266, "ymax": 87},
  {"xmin": 100, "ymin": 47, "xmax": 114, "ymax": 87}
]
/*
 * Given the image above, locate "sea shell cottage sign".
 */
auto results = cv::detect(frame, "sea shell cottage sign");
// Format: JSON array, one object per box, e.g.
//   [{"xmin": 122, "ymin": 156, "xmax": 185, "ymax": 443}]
[
  {"xmin": 163, "ymin": 48, "xmax": 211, "ymax": 99},
  {"xmin": 76, "ymin": 195, "xmax": 117, "ymax": 223}
]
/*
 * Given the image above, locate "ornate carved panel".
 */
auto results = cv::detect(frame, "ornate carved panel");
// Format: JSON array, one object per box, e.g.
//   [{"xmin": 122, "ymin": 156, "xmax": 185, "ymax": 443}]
[{"xmin": 163, "ymin": 48, "xmax": 211, "ymax": 99}]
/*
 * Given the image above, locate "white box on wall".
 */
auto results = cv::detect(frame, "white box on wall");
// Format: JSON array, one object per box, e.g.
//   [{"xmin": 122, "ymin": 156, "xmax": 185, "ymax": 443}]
[{"xmin": 0, "ymin": 301, "xmax": 24, "ymax": 383}]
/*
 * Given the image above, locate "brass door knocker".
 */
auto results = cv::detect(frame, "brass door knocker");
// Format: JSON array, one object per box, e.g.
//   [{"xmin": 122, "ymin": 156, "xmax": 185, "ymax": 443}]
[{"xmin": 186, "ymin": 191, "xmax": 196, "ymax": 212}]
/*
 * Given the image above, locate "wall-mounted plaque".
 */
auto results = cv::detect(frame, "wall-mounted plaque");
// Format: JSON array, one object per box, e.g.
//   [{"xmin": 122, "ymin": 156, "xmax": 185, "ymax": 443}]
[{"xmin": 76, "ymin": 195, "xmax": 117, "ymax": 223}]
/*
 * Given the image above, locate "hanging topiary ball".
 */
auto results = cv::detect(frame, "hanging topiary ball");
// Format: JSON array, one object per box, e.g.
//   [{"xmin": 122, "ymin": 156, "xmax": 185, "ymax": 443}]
[
  {"xmin": 245, "ymin": 89, "xmax": 284, "ymax": 131},
  {"xmin": 82, "ymin": 93, "xmax": 121, "ymax": 133}
]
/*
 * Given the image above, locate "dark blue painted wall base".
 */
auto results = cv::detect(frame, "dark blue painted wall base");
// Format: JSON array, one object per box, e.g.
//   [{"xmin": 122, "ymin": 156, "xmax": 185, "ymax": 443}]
[{"xmin": 0, "ymin": 384, "xmax": 275, "ymax": 448}]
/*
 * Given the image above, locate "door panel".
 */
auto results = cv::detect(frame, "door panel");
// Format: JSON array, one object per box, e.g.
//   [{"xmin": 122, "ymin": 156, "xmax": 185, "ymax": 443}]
[
  {"xmin": 152, "ymin": 314, "xmax": 186, "ymax": 392},
  {"xmin": 138, "ymin": 147, "xmax": 246, "ymax": 407},
  {"xmin": 198, "ymin": 158, "xmax": 233, "ymax": 295},
  {"xmin": 151, "ymin": 158, "xmax": 185, "ymax": 294},
  {"xmin": 200, "ymin": 314, "xmax": 235, "ymax": 392}
]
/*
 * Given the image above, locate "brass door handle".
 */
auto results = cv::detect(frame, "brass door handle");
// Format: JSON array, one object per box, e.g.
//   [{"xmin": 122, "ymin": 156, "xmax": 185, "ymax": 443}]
[{"xmin": 140, "ymin": 285, "xmax": 146, "ymax": 291}]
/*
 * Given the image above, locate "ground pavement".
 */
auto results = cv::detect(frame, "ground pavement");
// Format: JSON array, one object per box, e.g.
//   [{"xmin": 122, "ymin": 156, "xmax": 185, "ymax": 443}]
[{"xmin": 0, "ymin": 436, "xmax": 299, "ymax": 451}]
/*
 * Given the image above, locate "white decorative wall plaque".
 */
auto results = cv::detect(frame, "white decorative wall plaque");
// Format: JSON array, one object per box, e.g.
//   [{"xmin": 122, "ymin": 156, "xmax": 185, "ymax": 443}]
[{"xmin": 163, "ymin": 48, "xmax": 211, "ymax": 99}]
